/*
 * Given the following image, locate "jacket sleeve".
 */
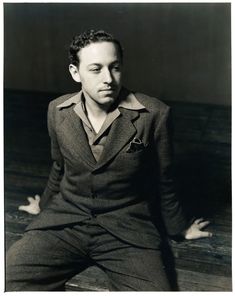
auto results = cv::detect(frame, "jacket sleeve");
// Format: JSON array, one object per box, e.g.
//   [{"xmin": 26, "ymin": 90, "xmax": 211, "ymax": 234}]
[
  {"xmin": 39, "ymin": 101, "xmax": 64, "ymax": 210},
  {"xmin": 154, "ymin": 106, "xmax": 189, "ymax": 236}
]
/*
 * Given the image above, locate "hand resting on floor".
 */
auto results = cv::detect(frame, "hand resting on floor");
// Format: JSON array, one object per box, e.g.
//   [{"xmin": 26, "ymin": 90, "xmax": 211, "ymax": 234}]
[{"xmin": 18, "ymin": 195, "xmax": 41, "ymax": 215}]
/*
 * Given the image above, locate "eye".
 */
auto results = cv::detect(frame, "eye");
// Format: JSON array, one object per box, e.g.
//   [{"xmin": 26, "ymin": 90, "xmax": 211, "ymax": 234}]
[
  {"xmin": 112, "ymin": 64, "xmax": 121, "ymax": 72},
  {"xmin": 89, "ymin": 68, "xmax": 101, "ymax": 73}
]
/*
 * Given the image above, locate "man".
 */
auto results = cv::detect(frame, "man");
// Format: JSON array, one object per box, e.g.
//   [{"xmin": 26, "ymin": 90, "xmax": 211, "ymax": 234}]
[{"xmin": 6, "ymin": 29, "xmax": 212, "ymax": 291}]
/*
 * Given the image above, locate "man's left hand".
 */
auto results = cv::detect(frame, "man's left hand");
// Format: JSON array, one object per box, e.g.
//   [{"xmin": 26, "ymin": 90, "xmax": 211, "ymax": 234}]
[{"xmin": 182, "ymin": 218, "xmax": 213, "ymax": 240}]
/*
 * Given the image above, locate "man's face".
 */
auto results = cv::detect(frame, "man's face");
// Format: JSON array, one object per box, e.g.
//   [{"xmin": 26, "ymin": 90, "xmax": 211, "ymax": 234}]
[{"xmin": 71, "ymin": 41, "xmax": 122, "ymax": 108}]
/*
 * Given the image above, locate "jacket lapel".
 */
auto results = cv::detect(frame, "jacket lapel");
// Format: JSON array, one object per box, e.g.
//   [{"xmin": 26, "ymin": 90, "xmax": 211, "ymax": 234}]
[
  {"xmin": 62, "ymin": 107, "xmax": 97, "ymax": 168},
  {"xmin": 95, "ymin": 109, "xmax": 140, "ymax": 170}
]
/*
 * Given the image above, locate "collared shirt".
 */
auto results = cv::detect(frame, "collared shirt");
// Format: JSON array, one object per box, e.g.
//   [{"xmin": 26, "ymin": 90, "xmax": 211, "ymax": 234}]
[{"xmin": 57, "ymin": 89, "xmax": 146, "ymax": 161}]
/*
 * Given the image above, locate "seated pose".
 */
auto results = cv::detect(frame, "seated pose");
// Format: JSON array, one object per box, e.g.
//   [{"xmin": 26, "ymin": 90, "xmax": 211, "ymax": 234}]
[{"xmin": 6, "ymin": 29, "xmax": 212, "ymax": 291}]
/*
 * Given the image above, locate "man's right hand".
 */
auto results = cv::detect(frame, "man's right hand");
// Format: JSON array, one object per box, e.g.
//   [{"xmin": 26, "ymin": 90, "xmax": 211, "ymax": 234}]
[{"xmin": 18, "ymin": 195, "xmax": 41, "ymax": 215}]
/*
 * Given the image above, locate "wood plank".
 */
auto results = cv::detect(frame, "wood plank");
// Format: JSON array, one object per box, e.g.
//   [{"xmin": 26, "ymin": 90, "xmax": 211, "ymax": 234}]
[
  {"xmin": 65, "ymin": 265, "xmax": 232, "ymax": 292},
  {"xmin": 5, "ymin": 221, "xmax": 28, "ymax": 234},
  {"xmin": 5, "ymin": 173, "xmax": 47, "ymax": 191},
  {"xmin": 176, "ymin": 268, "xmax": 232, "ymax": 291},
  {"xmin": 65, "ymin": 266, "xmax": 109, "ymax": 291},
  {"xmin": 171, "ymin": 244, "xmax": 231, "ymax": 267},
  {"xmin": 5, "ymin": 191, "xmax": 39, "ymax": 204},
  {"xmin": 167, "ymin": 101, "xmax": 212, "ymax": 117},
  {"xmin": 5, "ymin": 209, "xmax": 34, "ymax": 226},
  {"xmin": 174, "ymin": 258, "xmax": 231, "ymax": 277},
  {"xmin": 5, "ymin": 162, "xmax": 50, "ymax": 177},
  {"xmin": 4, "ymin": 153, "xmax": 51, "ymax": 165}
]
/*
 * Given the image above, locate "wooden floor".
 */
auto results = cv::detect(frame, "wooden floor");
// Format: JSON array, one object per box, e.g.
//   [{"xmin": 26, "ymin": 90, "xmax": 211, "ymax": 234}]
[{"xmin": 4, "ymin": 90, "xmax": 232, "ymax": 291}]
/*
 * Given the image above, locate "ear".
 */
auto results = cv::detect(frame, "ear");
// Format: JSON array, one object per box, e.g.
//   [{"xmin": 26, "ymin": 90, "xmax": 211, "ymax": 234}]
[{"xmin": 69, "ymin": 64, "xmax": 81, "ymax": 83}]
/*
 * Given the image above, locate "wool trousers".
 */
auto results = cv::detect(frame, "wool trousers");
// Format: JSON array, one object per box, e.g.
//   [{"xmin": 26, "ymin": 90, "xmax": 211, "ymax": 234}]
[{"xmin": 6, "ymin": 218, "xmax": 170, "ymax": 291}]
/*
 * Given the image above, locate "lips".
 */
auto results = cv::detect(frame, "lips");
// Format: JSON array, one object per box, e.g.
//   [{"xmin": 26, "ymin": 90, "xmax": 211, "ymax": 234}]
[{"xmin": 99, "ymin": 87, "xmax": 116, "ymax": 92}]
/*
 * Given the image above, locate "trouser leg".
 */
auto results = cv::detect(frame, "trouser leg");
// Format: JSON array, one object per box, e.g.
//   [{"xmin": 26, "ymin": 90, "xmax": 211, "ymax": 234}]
[
  {"xmin": 6, "ymin": 229, "xmax": 89, "ymax": 291},
  {"xmin": 88, "ymin": 224, "xmax": 171, "ymax": 291},
  {"xmin": 105, "ymin": 247, "xmax": 170, "ymax": 291},
  {"xmin": 6, "ymin": 220, "xmax": 171, "ymax": 291}
]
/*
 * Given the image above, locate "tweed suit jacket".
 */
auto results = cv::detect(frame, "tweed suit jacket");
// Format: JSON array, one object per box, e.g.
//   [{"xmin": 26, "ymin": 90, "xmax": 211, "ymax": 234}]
[{"xmin": 26, "ymin": 88, "xmax": 188, "ymax": 249}]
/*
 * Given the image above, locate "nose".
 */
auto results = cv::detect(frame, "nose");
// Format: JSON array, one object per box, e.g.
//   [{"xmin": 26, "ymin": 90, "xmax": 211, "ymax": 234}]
[{"xmin": 103, "ymin": 68, "xmax": 113, "ymax": 84}]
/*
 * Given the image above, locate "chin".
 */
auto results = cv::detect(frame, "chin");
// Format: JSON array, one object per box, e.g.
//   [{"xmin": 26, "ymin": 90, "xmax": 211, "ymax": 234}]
[{"xmin": 99, "ymin": 95, "xmax": 116, "ymax": 105}]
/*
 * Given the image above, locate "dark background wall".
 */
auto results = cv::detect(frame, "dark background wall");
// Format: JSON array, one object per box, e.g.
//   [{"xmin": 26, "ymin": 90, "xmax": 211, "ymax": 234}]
[{"xmin": 4, "ymin": 3, "xmax": 230, "ymax": 105}]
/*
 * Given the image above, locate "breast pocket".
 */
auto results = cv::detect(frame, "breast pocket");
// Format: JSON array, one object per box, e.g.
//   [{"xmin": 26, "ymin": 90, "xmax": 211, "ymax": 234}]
[
  {"xmin": 119, "ymin": 148, "xmax": 146, "ymax": 160},
  {"xmin": 111, "ymin": 148, "xmax": 153, "ymax": 191},
  {"xmin": 116, "ymin": 145, "xmax": 151, "ymax": 176}
]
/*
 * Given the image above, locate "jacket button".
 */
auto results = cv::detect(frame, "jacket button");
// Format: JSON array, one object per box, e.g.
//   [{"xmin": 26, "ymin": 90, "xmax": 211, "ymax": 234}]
[{"xmin": 91, "ymin": 211, "xmax": 97, "ymax": 218}]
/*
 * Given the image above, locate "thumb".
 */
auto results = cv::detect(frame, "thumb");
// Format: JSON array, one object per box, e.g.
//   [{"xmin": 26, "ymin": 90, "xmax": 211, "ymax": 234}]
[{"xmin": 18, "ymin": 205, "xmax": 28, "ymax": 211}]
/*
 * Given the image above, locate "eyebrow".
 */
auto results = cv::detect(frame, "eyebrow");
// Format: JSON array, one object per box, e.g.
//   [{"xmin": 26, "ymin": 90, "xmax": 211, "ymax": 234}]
[
  {"xmin": 87, "ymin": 63, "xmax": 101, "ymax": 67},
  {"xmin": 87, "ymin": 61, "xmax": 121, "ymax": 67}
]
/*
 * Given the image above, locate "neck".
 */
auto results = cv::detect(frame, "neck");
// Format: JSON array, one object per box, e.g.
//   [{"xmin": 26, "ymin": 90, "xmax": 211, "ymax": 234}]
[
  {"xmin": 82, "ymin": 93, "xmax": 111, "ymax": 134},
  {"xmin": 83, "ymin": 93, "xmax": 114, "ymax": 118}
]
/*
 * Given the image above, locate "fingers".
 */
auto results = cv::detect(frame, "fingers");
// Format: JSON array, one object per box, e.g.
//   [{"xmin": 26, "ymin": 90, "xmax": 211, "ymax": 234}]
[
  {"xmin": 194, "ymin": 218, "xmax": 204, "ymax": 224},
  {"xmin": 35, "ymin": 195, "xmax": 40, "ymax": 201},
  {"xmin": 199, "ymin": 231, "xmax": 213, "ymax": 238},
  {"xmin": 27, "ymin": 197, "xmax": 34, "ymax": 203},
  {"xmin": 197, "ymin": 221, "xmax": 210, "ymax": 229},
  {"xmin": 27, "ymin": 195, "xmax": 40, "ymax": 204},
  {"xmin": 194, "ymin": 218, "xmax": 211, "ymax": 229},
  {"xmin": 185, "ymin": 229, "xmax": 213, "ymax": 240}
]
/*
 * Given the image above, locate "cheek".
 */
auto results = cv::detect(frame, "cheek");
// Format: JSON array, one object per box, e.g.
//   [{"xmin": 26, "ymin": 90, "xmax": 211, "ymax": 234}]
[
  {"xmin": 115, "ymin": 73, "xmax": 122, "ymax": 82},
  {"xmin": 82, "ymin": 78, "xmax": 96, "ymax": 90}
]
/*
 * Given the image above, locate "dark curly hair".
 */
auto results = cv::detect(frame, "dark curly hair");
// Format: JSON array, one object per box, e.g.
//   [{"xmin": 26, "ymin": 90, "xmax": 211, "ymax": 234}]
[{"xmin": 69, "ymin": 29, "xmax": 123, "ymax": 66}]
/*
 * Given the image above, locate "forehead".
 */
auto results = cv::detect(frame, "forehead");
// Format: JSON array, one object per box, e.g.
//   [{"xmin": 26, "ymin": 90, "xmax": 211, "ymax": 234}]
[{"xmin": 78, "ymin": 41, "xmax": 121, "ymax": 65}]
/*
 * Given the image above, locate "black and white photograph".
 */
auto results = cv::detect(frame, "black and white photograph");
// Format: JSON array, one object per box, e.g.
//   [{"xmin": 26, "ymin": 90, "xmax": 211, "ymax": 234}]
[{"xmin": 4, "ymin": 1, "xmax": 231, "ymax": 292}]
